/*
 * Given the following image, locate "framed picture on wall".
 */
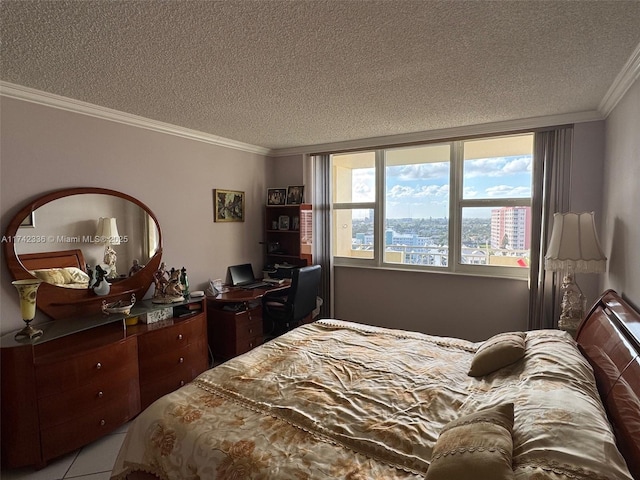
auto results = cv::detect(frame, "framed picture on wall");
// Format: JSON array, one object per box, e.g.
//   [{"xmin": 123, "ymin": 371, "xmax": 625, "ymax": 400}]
[
  {"xmin": 267, "ymin": 188, "xmax": 287, "ymax": 206},
  {"xmin": 214, "ymin": 189, "xmax": 245, "ymax": 222},
  {"xmin": 286, "ymin": 185, "xmax": 304, "ymax": 205}
]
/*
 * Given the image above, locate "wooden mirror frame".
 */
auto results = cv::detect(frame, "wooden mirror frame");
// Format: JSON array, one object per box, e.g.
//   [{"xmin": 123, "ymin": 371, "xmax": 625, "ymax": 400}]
[{"xmin": 3, "ymin": 187, "xmax": 163, "ymax": 320}]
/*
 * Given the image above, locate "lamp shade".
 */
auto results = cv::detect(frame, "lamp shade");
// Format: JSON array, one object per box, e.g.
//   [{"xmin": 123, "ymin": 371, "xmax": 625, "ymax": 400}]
[
  {"xmin": 96, "ymin": 217, "xmax": 121, "ymax": 245},
  {"xmin": 545, "ymin": 212, "xmax": 606, "ymax": 273}
]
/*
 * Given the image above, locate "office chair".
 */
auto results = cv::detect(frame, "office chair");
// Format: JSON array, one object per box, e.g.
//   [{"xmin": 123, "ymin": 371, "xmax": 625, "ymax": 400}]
[{"xmin": 262, "ymin": 264, "xmax": 322, "ymax": 338}]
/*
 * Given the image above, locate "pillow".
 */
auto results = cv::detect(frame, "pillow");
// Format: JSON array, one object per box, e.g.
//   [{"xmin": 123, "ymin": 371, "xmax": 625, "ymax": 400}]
[
  {"xmin": 60, "ymin": 266, "xmax": 90, "ymax": 284},
  {"xmin": 468, "ymin": 331, "xmax": 525, "ymax": 377},
  {"xmin": 425, "ymin": 403, "xmax": 515, "ymax": 480},
  {"xmin": 31, "ymin": 268, "xmax": 66, "ymax": 285}
]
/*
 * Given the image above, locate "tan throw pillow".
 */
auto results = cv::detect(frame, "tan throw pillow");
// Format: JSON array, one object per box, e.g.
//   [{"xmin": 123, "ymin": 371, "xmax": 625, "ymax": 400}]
[
  {"xmin": 468, "ymin": 331, "xmax": 525, "ymax": 377},
  {"xmin": 32, "ymin": 268, "xmax": 66, "ymax": 285},
  {"xmin": 61, "ymin": 266, "xmax": 90, "ymax": 284},
  {"xmin": 426, "ymin": 403, "xmax": 515, "ymax": 480}
]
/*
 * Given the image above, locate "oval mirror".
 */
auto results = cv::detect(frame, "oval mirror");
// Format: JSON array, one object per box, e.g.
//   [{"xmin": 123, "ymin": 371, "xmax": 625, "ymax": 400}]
[{"xmin": 3, "ymin": 188, "xmax": 163, "ymax": 320}]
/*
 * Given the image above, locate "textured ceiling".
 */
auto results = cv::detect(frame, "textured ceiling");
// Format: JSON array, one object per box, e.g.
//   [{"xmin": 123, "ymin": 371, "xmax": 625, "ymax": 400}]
[{"xmin": 2, "ymin": 0, "xmax": 640, "ymax": 152}]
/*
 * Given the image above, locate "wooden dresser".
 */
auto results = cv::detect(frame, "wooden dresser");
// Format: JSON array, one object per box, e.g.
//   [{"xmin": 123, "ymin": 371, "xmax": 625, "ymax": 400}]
[{"xmin": 0, "ymin": 298, "xmax": 209, "ymax": 469}]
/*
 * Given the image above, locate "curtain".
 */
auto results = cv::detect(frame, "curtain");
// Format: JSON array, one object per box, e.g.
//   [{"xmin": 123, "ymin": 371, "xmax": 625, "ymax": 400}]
[
  {"xmin": 528, "ymin": 127, "xmax": 573, "ymax": 329},
  {"xmin": 310, "ymin": 154, "xmax": 333, "ymax": 318}
]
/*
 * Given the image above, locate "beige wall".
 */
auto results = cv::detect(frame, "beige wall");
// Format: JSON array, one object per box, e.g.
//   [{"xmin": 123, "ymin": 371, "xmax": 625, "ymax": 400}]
[
  {"xmin": 602, "ymin": 77, "xmax": 640, "ymax": 307},
  {"xmin": 1, "ymin": 97, "xmax": 271, "ymax": 333},
  {"xmin": 334, "ymin": 267, "xmax": 530, "ymax": 341}
]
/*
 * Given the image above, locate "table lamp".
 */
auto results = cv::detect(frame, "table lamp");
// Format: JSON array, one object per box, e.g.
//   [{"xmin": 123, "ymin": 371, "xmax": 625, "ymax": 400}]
[
  {"xmin": 12, "ymin": 279, "xmax": 43, "ymax": 340},
  {"xmin": 96, "ymin": 217, "xmax": 121, "ymax": 279},
  {"xmin": 545, "ymin": 212, "xmax": 607, "ymax": 334}
]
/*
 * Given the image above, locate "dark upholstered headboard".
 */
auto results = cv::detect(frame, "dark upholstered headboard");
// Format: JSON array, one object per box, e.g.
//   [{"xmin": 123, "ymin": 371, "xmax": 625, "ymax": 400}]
[{"xmin": 577, "ymin": 290, "xmax": 640, "ymax": 479}]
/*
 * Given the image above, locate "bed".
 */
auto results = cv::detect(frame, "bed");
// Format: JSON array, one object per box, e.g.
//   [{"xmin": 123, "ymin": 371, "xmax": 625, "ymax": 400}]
[
  {"xmin": 20, "ymin": 249, "xmax": 90, "ymax": 288},
  {"xmin": 111, "ymin": 289, "xmax": 640, "ymax": 480}
]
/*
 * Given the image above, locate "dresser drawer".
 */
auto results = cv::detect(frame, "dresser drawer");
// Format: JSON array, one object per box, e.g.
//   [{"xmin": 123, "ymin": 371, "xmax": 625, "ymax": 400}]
[
  {"xmin": 137, "ymin": 314, "xmax": 206, "ymax": 356},
  {"xmin": 35, "ymin": 338, "xmax": 138, "ymax": 397},
  {"xmin": 138, "ymin": 341, "xmax": 205, "ymax": 378},
  {"xmin": 38, "ymin": 364, "xmax": 139, "ymax": 429},
  {"xmin": 41, "ymin": 399, "xmax": 137, "ymax": 461},
  {"xmin": 139, "ymin": 356, "xmax": 207, "ymax": 410}
]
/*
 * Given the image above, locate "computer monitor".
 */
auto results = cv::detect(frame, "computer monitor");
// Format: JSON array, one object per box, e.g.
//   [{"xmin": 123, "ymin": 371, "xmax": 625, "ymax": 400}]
[{"xmin": 228, "ymin": 263, "xmax": 256, "ymax": 286}]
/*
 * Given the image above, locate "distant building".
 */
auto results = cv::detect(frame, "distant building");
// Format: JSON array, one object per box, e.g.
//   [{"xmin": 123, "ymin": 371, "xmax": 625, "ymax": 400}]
[{"xmin": 490, "ymin": 207, "xmax": 531, "ymax": 250}]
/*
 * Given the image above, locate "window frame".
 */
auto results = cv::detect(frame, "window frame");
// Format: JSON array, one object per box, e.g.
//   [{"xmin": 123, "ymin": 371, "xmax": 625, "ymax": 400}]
[{"xmin": 331, "ymin": 133, "xmax": 533, "ymax": 279}]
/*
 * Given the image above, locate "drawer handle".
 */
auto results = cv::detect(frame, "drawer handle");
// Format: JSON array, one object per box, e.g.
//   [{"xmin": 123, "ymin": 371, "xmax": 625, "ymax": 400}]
[
  {"xmin": 99, "ymin": 419, "xmax": 106, "ymax": 426},
  {"xmin": 96, "ymin": 362, "xmax": 102, "ymax": 370},
  {"xmin": 179, "ymin": 357, "xmax": 184, "ymax": 364},
  {"xmin": 97, "ymin": 391, "xmax": 104, "ymax": 398},
  {"xmin": 248, "ymin": 328, "xmax": 253, "ymax": 334},
  {"xmin": 177, "ymin": 334, "xmax": 183, "ymax": 340},
  {"xmin": 179, "ymin": 380, "xmax": 185, "ymax": 387}
]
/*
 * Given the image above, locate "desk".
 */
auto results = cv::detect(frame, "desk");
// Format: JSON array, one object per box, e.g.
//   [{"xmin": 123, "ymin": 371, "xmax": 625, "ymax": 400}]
[{"xmin": 207, "ymin": 283, "xmax": 289, "ymax": 359}]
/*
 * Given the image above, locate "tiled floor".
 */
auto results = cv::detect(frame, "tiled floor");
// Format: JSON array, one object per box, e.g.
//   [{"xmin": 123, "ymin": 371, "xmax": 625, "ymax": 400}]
[{"xmin": 1, "ymin": 422, "xmax": 128, "ymax": 480}]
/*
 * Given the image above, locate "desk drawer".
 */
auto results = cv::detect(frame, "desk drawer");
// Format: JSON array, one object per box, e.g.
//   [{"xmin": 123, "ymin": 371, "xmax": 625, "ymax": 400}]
[
  {"xmin": 137, "ymin": 314, "xmax": 205, "ymax": 356},
  {"xmin": 235, "ymin": 335, "xmax": 263, "ymax": 356},
  {"xmin": 35, "ymin": 338, "xmax": 137, "ymax": 397},
  {"xmin": 235, "ymin": 316, "xmax": 263, "ymax": 341}
]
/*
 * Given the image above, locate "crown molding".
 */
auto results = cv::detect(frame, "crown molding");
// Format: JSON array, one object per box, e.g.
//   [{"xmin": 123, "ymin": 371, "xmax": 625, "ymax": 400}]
[
  {"xmin": 270, "ymin": 110, "xmax": 604, "ymax": 157},
  {"xmin": 599, "ymin": 41, "xmax": 640, "ymax": 117},
  {"xmin": 1, "ymin": 80, "xmax": 611, "ymax": 159},
  {"xmin": 0, "ymin": 81, "xmax": 272, "ymax": 156}
]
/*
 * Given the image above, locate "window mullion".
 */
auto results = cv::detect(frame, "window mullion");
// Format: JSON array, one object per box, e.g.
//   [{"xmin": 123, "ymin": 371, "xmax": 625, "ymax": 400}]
[
  {"xmin": 450, "ymin": 141, "xmax": 463, "ymax": 272},
  {"xmin": 375, "ymin": 149, "xmax": 385, "ymax": 266}
]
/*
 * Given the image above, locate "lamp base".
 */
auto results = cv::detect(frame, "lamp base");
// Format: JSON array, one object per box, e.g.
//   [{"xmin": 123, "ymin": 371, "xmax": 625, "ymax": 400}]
[
  {"xmin": 15, "ymin": 323, "xmax": 43, "ymax": 341},
  {"xmin": 559, "ymin": 273, "xmax": 586, "ymax": 337}
]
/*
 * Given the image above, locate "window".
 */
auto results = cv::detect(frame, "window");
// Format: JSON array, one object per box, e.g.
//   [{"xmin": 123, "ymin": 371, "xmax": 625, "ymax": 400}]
[{"xmin": 331, "ymin": 133, "xmax": 534, "ymax": 278}]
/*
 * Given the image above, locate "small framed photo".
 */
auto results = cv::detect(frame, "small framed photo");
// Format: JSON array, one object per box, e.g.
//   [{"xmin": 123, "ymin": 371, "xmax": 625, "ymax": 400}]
[
  {"xmin": 278, "ymin": 215, "xmax": 290, "ymax": 230},
  {"xmin": 286, "ymin": 185, "xmax": 304, "ymax": 205},
  {"xmin": 214, "ymin": 189, "xmax": 245, "ymax": 222},
  {"xmin": 292, "ymin": 216, "xmax": 300, "ymax": 230},
  {"xmin": 267, "ymin": 188, "xmax": 287, "ymax": 206}
]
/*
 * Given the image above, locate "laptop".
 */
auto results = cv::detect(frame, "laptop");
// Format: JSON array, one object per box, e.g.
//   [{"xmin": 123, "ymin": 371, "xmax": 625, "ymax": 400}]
[{"xmin": 228, "ymin": 263, "xmax": 269, "ymax": 289}]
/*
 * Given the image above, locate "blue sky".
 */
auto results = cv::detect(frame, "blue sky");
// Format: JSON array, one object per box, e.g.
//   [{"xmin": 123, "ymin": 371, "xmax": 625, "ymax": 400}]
[{"xmin": 353, "ymin": 155, "xmax": 532, "ymax": 218}]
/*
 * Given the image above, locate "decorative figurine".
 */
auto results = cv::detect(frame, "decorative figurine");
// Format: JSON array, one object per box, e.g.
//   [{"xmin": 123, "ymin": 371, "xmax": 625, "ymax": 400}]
[
  {"xmin": 128, "ymin": 259, "xmax": 144, "ymax": 277},
  {"xmin": 92, "ymin": 265, "xmax": 110, "ymax": 296},
  {"xmin": 152, "ymin": 263, "xmax": 184, "ymax": 303},
  {"xmin": 104, "ymin": 244, "xmax": 118, "ymax": 279}
]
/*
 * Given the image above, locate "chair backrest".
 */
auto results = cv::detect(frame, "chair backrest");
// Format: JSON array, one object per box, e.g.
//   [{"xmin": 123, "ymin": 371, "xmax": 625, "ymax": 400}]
[{"xmin": 288, "ymin": 265, "xmax": 322, "ymax": 322}]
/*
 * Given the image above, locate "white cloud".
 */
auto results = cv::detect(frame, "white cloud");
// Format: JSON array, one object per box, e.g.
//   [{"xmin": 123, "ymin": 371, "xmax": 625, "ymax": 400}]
[
  {"xmin": 485, "ymin": 185, "xmax": 531, "ymax": 197},
  {"xmin": 390, "ymin": 163, "xmax": 449, "ymax": 180},
  {"xmin": 465, "ymin": 156, "xmax": 532, "ymax": 178},
  {"xmin": 387, "ymin": 184, "xmax": 449, "ymax": 199}
]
